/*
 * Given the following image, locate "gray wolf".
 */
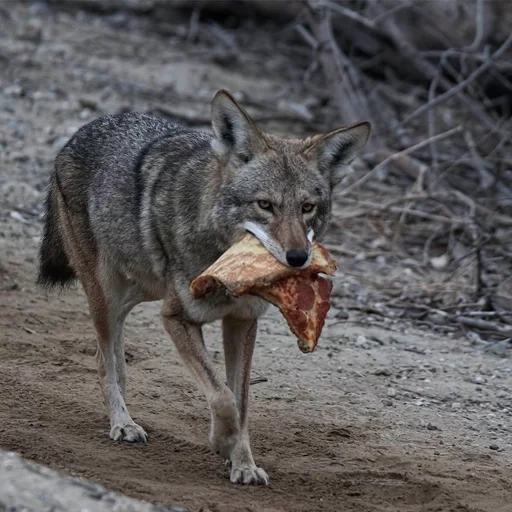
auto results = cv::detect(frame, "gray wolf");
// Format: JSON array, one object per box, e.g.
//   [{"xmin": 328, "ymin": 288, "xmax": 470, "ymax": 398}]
[{"xmin": 37, "ymin": 90, "xmax": 370, "ymax": 485}]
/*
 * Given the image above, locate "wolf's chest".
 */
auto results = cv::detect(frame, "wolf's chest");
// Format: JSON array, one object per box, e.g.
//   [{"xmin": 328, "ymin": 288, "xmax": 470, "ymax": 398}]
[{"xmin": 182, "ymin": 289, "xmax": 269, "ymax": 324}]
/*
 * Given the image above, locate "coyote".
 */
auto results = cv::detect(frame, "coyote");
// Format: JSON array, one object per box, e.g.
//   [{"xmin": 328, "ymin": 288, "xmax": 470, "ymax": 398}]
[{"xmin": 38, "ymin": 90, "xmax": 370, "ymax": 485}]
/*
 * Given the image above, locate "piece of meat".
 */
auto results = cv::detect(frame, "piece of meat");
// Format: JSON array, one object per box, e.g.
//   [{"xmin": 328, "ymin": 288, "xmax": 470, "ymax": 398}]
[
  {"xmin": 254, "ymin": 273, "xmax": 333, "ymax": 353},
  {"xmin": 190, "ymin": 233, "xmax": 337, "ymax": 298},
  {"xmin": 190, "ymin": 232, "xmax": 337, "ymax": 353}
]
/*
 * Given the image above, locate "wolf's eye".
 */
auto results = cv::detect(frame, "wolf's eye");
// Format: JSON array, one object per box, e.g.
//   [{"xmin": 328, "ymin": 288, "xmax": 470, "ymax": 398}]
[
  {"xmin": 257, "ymin": 200, "xmax": 273, "ymax": 211},
  {"xmin": 302, "ymin": 203, "xmax": 315, "ymax": 213}
]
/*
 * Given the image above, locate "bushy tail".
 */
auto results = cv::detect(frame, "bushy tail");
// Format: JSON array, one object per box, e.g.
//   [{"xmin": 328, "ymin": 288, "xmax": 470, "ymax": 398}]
[{"xmin": 37, "ymin": 177, "xmax": 76, "ymax": 288}]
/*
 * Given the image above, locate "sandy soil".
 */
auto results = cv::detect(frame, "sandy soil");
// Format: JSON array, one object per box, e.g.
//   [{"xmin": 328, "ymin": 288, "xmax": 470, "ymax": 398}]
[{"xmin": 1, "ymin": 4, "xmax": 511, "ymax": 512}]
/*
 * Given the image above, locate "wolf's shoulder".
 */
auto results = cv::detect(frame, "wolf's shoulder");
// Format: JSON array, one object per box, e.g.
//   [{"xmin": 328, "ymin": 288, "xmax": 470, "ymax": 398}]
[
  {"xmin": 59, "ymin": 112, "xmax": 204, "ymax": 162},
  {"xmin": 73, "ymin": 112, "xmax": 184, "ymax": 140}
]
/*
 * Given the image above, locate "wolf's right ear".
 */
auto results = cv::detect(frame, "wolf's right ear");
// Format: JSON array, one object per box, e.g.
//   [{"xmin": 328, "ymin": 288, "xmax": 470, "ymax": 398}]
[{"xmin": 211, "ymin": 90, "xmax": 268, "ymax": 160}]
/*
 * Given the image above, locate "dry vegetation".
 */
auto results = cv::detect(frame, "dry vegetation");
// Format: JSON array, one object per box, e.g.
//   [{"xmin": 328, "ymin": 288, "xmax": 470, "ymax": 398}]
[{"xmin": 47, "ymin": 0, "xmax": 512, "ymax": 343}]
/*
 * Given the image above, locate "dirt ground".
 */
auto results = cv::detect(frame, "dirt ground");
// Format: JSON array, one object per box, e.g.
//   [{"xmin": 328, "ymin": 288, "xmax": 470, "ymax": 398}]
[{"xmin": 1, "ymin": 3, "xmax": 511, "ymax": 512}]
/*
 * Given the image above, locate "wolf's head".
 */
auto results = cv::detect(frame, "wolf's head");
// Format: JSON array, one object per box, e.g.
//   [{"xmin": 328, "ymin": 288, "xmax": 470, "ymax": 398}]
[{"xmin": 210, "ymin": 90, "xmax": 371, "ymax": 268}]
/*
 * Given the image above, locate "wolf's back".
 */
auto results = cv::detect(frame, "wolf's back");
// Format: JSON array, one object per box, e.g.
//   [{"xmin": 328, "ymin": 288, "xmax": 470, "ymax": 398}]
[{"xmin": 37, "ymin": 113, "xmax": 187, "ymax": 288}]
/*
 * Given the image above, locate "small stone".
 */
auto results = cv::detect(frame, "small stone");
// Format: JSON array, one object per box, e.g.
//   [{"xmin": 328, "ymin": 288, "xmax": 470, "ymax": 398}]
[
  {"xmin": 334, "ymin": 309, "xmax": 349, "ymax": 320},
  {"xmin": 387, "ymin": 387, "xmax": 397, "ymax": 397},
  {"xmin": 356, "ymin": 335, "xmax": 367, "ymax": 345},
  {"xmin": 375, "ymin": 368, "xmax": 392, "ymax": 376},
  {"xmin": 383, "ymin": 400, "xmax": 393, "ymax": 407},
  {"xmin": 471, "ymin": 375, "xmax": 487, "ymax": 385},
  {"xmin": 428, "ymin": 312, "xmax": 449, "ymax": 325},
  {"xmin": 489, "ymin": 444, "xmax": 499, "ymax": 450},
  {"xmin": 430, "ymin": 254, "xmax": 449, "ymax": 269},
  {"xmin": 79, "ymin": 97, "xmax": 98, "ymax": 110},
  {"xmin": 10, "ymin": 211, "xmax": 29, "ymax": 224},
  {"xmin": 376, "ymin": 255, "xmax": 387, "ymax": 266},
  {"xmin": 4, "ymin": 85, "xmax": 24, "ymax": 97},
  {"xmin": 79, "ymin": 108, "xmax": 93, "ymax": 120},
  {"xmin": 427, "ymin": 423, "xmax": 439, "ymax": 431}
]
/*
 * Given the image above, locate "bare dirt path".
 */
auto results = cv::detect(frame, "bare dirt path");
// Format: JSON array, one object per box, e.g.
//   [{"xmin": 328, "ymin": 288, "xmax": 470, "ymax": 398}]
[{"xmin": 1, "ymin": 4, "xmax": 511, "ymax": 512}]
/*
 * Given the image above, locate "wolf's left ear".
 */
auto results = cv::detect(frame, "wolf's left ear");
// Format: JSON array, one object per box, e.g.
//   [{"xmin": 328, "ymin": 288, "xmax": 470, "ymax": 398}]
[
  {"xmin": 211, "ymin": 89, "xmax": 267, "ymax": 160},
  {"xmin": 304, "ymin": 122, "xmax": 371, "ymax": 187}
]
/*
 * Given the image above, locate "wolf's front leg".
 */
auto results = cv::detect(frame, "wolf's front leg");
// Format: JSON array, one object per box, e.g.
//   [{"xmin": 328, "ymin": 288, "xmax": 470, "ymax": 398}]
[
  {"xmin": 222, "ymin": 316, "xmax": 268, "ymax": 485},
  {"xmin": 162, "ymin": 301, "xmax": 267, "ymax": 485}
]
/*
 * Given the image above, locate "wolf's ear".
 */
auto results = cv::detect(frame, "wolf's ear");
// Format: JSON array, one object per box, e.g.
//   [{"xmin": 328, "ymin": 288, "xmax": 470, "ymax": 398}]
[
  {"xmin": 211, "ymin": 90, "xmax": 267, "ymax": 160},
  {"xmin": 303, "ymin": 122, "xmax": 371, "ymax": 187}
]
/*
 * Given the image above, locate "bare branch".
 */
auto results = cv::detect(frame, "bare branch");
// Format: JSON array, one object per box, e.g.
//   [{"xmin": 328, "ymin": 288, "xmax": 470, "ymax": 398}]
[
  {"xmin": 340, "ymin": 126, "xmax": 463, "ymax": 197},
  {"xmin": 402, "ymin": 31, "xmax": 512, "ymax": 126}
]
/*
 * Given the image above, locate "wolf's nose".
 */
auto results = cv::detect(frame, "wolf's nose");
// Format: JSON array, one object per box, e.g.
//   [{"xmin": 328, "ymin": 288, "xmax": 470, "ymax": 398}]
[{"xmin": 286, "ymin": 249, "xmax": 308, "ymax": 267}]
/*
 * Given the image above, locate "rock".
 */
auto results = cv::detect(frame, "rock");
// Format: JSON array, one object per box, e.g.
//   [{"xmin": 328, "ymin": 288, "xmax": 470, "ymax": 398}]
[
  {"xmin": 79, "ymin": 107, "xmax": 93, "ymax": 120},
  {"xmin": 0, "ymin": 451, "xmax": 189, "ymax": 512},
  {"xmin": 430, "ymin": 254, "xmax": 449, "ymax": 270},
  {"xmin": 376, "ymin": 255, "xmax": 387, "ymax": 266},
  {"xmin": 471, "ymin": 375, "xmax": 487, "ymax": 385},
  {"xmin": 334, "ymin": 309, "xmax": 349, "ymax": 320},
  {"xmin": 9, "ymin": 211, "xmax": 30, "ymax": 224},
  {"xmin": 356, "ymin": 335, "xmax": 367, "ymax": 345},
  {"xmin": 387, "ymin": 387, "xmax": 397, "ymax": 397},
  {"xmin": 489, "ymin": 444, "xmax": 500, "ymax": 450},
  {"xmin": 427, "ymin": 423, "xmax": 439, "ymax": 431},
  {"xmin": 79, "ymin": 97, "xmax": 99, "ymax": 110},
  {"xmin": 4, "ymin": 85, "xmax": 24, "ymax": 97},
  {"xmin": 427, "ymin": 312, "xmax": 449, "ymax": 325},
  {"xmin": 375, "ymin": 368, "xmax": 392, "ymax": 376}
]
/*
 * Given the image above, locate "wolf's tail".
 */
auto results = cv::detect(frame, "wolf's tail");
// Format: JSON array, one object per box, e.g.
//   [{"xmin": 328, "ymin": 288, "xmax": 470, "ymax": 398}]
[{"xmin": 37, "ymin": 176, "xmax": 76, "ymax": 288}]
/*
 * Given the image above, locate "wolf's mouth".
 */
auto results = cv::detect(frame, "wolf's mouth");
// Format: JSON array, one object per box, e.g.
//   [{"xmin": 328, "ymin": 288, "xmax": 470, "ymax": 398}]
[{"xmin": 243, "ymin": 221, "xmax": 313, "ymax": 269}]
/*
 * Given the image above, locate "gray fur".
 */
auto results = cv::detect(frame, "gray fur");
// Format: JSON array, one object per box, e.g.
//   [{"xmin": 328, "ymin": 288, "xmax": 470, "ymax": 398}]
[{"xmin": 37, "ymin": 90, "xmax": 370, "ymax": 485}]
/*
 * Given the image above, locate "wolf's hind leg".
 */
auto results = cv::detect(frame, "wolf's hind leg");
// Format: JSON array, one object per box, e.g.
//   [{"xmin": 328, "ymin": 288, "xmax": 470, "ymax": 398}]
[{"xmin": 86, "ymin": 261, "xmax": 148, "ymax": 443}]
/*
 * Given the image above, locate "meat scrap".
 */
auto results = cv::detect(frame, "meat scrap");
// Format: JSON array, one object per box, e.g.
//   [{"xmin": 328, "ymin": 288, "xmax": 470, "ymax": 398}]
[{"xmin": 190, "ymin": 233, "xmax": 337, "ymax": 353}]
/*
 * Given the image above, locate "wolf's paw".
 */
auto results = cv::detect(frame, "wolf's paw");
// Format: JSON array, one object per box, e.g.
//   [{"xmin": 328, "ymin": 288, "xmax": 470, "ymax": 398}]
[
  {"xmin": 230, "ymin": 465, "xmax": 269, "ymax": 486},
  {"xmin": 110, "ymin": 423, "xmax": 148, "ymax": 443}
]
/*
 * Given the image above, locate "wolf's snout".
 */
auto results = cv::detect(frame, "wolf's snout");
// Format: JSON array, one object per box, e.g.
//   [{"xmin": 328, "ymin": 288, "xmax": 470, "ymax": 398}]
[{"xmin": 286, "ymin": 249, "xmax": 308, "ymax": 267}]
